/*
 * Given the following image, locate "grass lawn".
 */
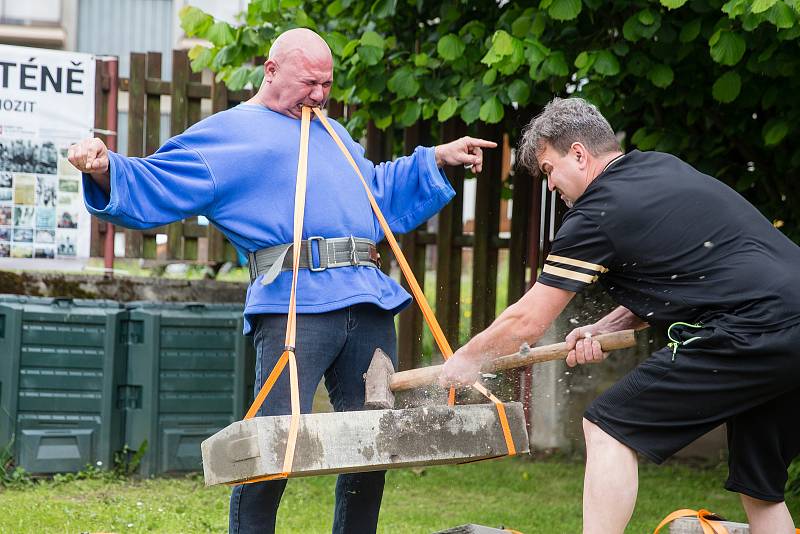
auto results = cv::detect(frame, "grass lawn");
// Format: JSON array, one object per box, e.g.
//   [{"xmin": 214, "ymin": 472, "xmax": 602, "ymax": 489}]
[{"xmin": 2, "ymin": 456, "xmax": 797, "ymax": 533}]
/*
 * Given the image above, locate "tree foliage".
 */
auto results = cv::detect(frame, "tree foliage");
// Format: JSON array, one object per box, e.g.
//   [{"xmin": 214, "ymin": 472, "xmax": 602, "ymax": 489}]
[{"xmin": 181, "ymin": 0, "xmax": 800, "ymax": 240}]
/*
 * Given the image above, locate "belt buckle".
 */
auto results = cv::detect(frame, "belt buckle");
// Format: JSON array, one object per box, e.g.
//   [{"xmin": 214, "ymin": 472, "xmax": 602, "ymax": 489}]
[
  {"xmin": 348, "ymin": 235, "xmax": 359, "ymax": 266},
  {"xmin": 307, "ymin": 236, "xmax": 327, "ymax": 271}
]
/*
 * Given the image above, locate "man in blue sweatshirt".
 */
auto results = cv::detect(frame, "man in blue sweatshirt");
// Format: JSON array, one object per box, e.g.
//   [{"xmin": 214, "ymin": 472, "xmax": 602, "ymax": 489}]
[{"xmin": 69, "ymin": 28, "xmax": 495, "ymax": 534}]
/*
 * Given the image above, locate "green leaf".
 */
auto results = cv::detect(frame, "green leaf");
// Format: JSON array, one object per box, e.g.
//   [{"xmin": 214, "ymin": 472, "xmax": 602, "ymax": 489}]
[
  {"xmin": 479, "ymin": 96, "xmax": 504, "ymax": 123},
  {"xmin": 679, "ymin": 19, "xmax": 702, "ymax": 43},
  {"xmin": 524, "ymin": 40, "xmax": 549, "ymax": 70},
  {"xmin": 387, "ymin": 67, "xmax": 420, "ymax": 98},
  {"xmin": 542, "ymin": 51, "xmax": 569, "ymax": 76},
  {"xmin": 438, "ymin": 34, "xmax": 466, "ymax": 61},
  {"xmin": 371, "ymin": 0, "xmax": 397, "ymax": 18},
  {"xmin": 461, "ymin": 98, "xmax": 481, "ymax": 124},
  {"xmin": 512, "ymin": 16, "xmax": 532, "ymax": 38},
  {"xmin": 660, "ymin": 0, "xmax": 689, "ymax": 8},
  {"xmin": 712, "ymin": 71, "xmax": 741, "ymax": 103},
  {"xmin": 374, "ymin": 114, "xmax": 392, "ymax": 130},
  {"xmin": 341, "ymin": 39, "xmax": 359, "ymax": 58},
  {"xmin": 593, "ymin": 50, "xmax": 620, "ymax": 76},
  {"xmin": 709, "ymin": 30, "xmax": 746, "ymax": 66},
  {"xmin": 397, "ymin": 100, "xmax": 421, "ymax": 127},
  {"xmin": 326, "ymin": 0, "xmax": 345, "ymax": 17},
  {"xmin": 492, "ymin": 30, "xmax": 515, "ymax": 55},
  {"xmin": 574, "ymin": 51, "xmax": 591, "ymax": 69},
  {"xmin": 438, "ymin": 97, "xmax": 459, "ymax": 122},
  {"xmin": 638, "ymin": 9, "xmax": 656, "ymax": 25},
  {"xmin": 507, "ymin": 79, "xmax": 531, "ymax": 104},
  {"xmin": 326, "ymin": 32, "xmax": 349, "ymax": 57},
  {"xmin": 763, "ymin": 119, "xmax": 790, "ymax": 145},
  {"xmin": 483, "ymin": 68, "xmax": 498, "ymax": 85},
  {"xmin": 360, "ymin": 31, "xmax": 385, "ymax": 49},
  {"xmin": 765, "ymin": 2, "xmax": 796, "ymax": 28},
  {"xmin": 546, "ymin": 0, "xmax": 582, "ymax": 21},
  {"xmin": 751, "ymin": 0, "xmax": 778, "ymax": 14},
  {"xmin": 357, "ymin": 45, "xmax": 384, "ymax": 66},
  {"xmin": 648, "ymin": 64, "xmax": 674, "ymax": 87},
  {"xmin": 226, "ymin": 66, "xmax": 252, "ymax": 91},
  {"xmin": 206, "ymin": 21, "xmax": 235, "ymax": 47},
  {"xmin": 413, "ymin": 53, "xmax": 429, "ymax": 67},
  {"xmin": 188, "ymin": 45, "xmax": 214, "ymax": 71},
  {"xmin": 179, "ymin": 6, "xmax": 213, "ymax": 37}
]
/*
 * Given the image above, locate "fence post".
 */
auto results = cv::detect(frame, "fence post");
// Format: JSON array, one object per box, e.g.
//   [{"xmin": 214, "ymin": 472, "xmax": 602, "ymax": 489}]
[
  {"xmin": 207, "ymin": 79, "xmax": 229, "ymax": 264},
  {"xmin": 166, "ymin": 50, "xmax": 190, "ymax": 260},
  {"xmin": 90, "ymin": 58, "xmax": 108, "ymax": 258},
  {"xmin": 396, "ymin": 122, "xmax": 428, "ymax": 371},
  {"xmin": 125, "ymin": 52, "xmax": 146, "ymax": 258},
  {"xmin": 470, "ymin": 123, "xmax": 503, "ymax": 335},
  {"xmin": 507, "ymin": 164, "xmax": 532, "ymax": 304},
  {"xmin": 436, "ymin": 119, "xmax": 466, "ymax": 348}
]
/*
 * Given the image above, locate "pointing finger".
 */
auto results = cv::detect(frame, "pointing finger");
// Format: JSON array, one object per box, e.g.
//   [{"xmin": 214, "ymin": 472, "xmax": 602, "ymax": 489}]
[{"xmin": 466, "ymin": 137, "xmax": 498, "ymax": 149}]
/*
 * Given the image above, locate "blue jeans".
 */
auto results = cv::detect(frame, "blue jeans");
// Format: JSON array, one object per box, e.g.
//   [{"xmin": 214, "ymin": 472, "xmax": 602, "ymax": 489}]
[{"xmin": 229, "ymin": 304, "xmax": 397, "ymax": 534}]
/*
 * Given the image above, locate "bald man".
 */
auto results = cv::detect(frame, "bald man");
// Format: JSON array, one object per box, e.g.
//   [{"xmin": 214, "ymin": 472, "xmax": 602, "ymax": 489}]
[{"xmin": 69, "ymin": 28, "xmax": 495, "ymax": 534}]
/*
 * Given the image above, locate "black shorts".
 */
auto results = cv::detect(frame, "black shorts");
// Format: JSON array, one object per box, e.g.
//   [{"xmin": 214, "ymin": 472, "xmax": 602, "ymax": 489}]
[{"xmin": 584, "ymin": 322, "xmax": 800, "ymax": 502}]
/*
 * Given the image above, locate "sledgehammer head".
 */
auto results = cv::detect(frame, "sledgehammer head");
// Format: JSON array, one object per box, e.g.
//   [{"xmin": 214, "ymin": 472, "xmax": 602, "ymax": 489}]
[{"xmin": 364, "ymin": 348, "xmax": 395, "ymax": 409}]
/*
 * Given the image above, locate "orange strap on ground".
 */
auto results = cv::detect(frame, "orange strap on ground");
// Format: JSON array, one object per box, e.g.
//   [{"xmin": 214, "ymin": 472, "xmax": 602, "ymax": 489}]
[
  {"xmin": 653, "ymin": 509, "xmax": 729, "ymax": 534},
  {"xmin": 312, "ymin": 107, "xmax": 515, "ymax": 456},
  {"xmin": 237, "ymin": 106, "xmax": 312, "ymax": 484}
]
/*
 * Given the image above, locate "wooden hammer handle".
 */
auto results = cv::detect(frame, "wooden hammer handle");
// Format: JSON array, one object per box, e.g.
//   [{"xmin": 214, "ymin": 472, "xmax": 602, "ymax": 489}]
[{"xmin": 388, "ymin": 329, "xmax": 638, "ymax": 392}]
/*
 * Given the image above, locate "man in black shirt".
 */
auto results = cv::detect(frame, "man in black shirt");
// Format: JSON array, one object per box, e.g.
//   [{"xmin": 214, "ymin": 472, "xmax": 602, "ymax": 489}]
[{"xmin": 440, "ymin": 97, "xmax": 799, "ymax": 533}]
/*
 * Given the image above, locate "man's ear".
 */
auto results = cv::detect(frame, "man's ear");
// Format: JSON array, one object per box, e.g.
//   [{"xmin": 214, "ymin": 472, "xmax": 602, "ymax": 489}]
[
  {"xmin": 263, "ymin": 59, "xmax": 278, "ymax": 83},
  {"xmin": 571, "ymin": 142, "xmax": 588, "ymax": 168}
]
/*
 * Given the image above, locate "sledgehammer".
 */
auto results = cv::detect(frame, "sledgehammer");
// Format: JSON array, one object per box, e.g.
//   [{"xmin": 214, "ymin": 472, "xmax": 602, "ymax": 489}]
[{"xmin": 364, "ymin": 329, "xmax": 638, "ymax": 409}]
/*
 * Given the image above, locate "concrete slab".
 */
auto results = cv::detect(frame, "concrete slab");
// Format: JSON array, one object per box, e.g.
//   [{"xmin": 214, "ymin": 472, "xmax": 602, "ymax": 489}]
[
  {"xmin": 669, "ymin": 517, "xmax": 750, "ymax": 533},
  {"xmin": 202, "ymin": 402, "xmax": 529, "ymax": 486},
  {"xmin": 433, "ymin": 524, "xmax": 514, "ymax": 533}
]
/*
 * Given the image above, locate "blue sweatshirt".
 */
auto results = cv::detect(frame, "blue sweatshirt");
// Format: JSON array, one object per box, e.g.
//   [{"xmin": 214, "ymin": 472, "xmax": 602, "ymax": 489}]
[{"xmin": 83, "ymin": 104, "xmax": 454, "ymax": 333}]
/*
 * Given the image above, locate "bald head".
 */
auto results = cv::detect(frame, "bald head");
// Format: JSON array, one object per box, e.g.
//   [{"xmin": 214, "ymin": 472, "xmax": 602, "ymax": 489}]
[
  {"xmin": 248, "ymin": 28, "xmax": 334, "ymax": 119},
  {"xmin": 268, "ymin": 28, "xmax": 332, "ymax": 63}
]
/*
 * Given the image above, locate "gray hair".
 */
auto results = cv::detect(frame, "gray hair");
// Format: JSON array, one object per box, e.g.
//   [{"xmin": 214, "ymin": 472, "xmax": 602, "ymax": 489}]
[{"xmin": 517, "ymin": 97, "xmax": 620, "ymax": 176}]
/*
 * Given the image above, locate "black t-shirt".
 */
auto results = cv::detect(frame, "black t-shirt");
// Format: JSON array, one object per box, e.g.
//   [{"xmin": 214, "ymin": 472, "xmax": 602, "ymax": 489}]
[{"xmin": 538, "ymin": 150, "xmax": 800, "ymax": 333}]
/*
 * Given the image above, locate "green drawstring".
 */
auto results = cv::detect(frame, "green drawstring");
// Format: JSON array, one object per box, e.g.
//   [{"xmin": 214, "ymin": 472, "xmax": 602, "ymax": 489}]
[{"xmin": 666, "ymin": 321, "xmax": 704, "ymax": 361}]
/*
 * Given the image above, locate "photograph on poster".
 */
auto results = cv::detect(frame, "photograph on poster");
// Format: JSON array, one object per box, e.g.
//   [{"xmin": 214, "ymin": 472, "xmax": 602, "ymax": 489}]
[
  {"xmin": 0, "ymin": 188, "xmax": 11, "ymax": 202},
  {"xmin": 0, "ymin": 227, "xmax": 10, "ymax": 241},
  {"xmin": 13, "ymin": 227, "xmax": 34, "ymax": 242},
  {"xmin": 57, "ymin": 209, "xmax": 78, "ymax": 229},
  {"xmin": 0, "ymin": 139, "xmax": 58, "ymax": 174},
  {"xmin": 36, "ymin": 208, "xmax": 56, "ymax": 228},
  {"xmin": 35, "ymin": 229, "xmax": 56, "ymax": 244},
  {"xmin": 14, "ymin": 206, "xmax": 35, "ymax": 227},
  {"xmin": 0, "ymin": 172, "xmax": 11, "ymax": 188},
  {"xmin": 13, "ymin": 174, "xmax": 35, "ymax": 205},
  {"xmin": 57, "ymin": 229, "xmax": 77, "ymax": 256},
  {"xmin": 35, "ymin": 246, "xmax": 55, "ymax": 259},
  {"xmin": 0, "ymin": 206, "xmax": 11, "ymax": 225},
  {"xmin": 36, "ymin": 175, "xmax": 57, "ymax": 208},
  {"xmin": 0, "ymin": 241, "xmax": 9, "ymax": 257},
  {"xmin": 58, "ymin": 156, "xmax": 81, "ymax": 178},
  {"xmin": 59, "ymin": 178, "xmax": 79, "ymax": 193},
  {"xmin": 11, "ymin": 243, "xmax": 33, "ymax": 258}
]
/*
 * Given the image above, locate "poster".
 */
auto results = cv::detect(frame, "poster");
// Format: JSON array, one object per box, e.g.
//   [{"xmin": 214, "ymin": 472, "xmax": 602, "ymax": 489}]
[{"xmin": 0, "ymin": 44, "xmax": 95, "ymax": 259}]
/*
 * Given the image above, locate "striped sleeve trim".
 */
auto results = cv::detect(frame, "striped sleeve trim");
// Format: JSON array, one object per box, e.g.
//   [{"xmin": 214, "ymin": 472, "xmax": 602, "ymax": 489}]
[{"xmin": 543, "ymin": 254, "xmax": 608, "ymax": 286}]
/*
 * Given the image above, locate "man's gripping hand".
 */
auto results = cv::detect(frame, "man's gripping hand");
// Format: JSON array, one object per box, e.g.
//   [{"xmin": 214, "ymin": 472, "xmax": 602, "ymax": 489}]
[
  {"xmin": 434, "ymin": 136, "xmax": 497, "ymax": 173},
  {"xmin": 68, "ymin": 138, "xmax": 110, "ymax": 175},
  {"xmin": 565, "ymin": 325, "xmax": 609, "ymax": 367}
]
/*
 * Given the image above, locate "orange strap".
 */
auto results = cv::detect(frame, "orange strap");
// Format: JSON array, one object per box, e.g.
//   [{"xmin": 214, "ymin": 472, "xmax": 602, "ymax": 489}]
[
  {"xmin": 237, "ymin": 106, "xmax": 312, "ymax": 484},
  {"xmin": 312, "ymin": 107, "xmax": 515, "ymax": 456},
  {"xmin": 653, "ymin": 509, "xmax": 729, "ymax": 534}
]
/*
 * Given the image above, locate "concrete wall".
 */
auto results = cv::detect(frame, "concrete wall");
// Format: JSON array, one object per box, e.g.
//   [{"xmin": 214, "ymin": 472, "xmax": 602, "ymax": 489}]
[{"xmin": 0, "ymin": 270, "xmax": 247, "ymax": 303}]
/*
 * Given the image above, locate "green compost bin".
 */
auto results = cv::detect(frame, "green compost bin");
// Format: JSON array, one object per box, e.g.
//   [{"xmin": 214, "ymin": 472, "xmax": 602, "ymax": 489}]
[
  {"xmin": 123, "ymin": 302, "xmax": 255, "ymax": 476},
  {"xmin": 0, "ymin": 295, "xmax": 126, "ymax": 474}
]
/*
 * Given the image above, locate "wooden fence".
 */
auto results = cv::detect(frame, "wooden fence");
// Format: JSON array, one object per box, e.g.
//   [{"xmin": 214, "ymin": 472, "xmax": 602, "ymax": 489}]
[{"xmin": 90, "ymin": 49, "xmax": 559, "ymax": 371}]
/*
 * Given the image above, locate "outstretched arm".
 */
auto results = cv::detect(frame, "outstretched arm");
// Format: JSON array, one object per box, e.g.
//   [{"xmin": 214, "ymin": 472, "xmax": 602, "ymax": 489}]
[{"xmin": 439, "ymin": 282, "xmax": 575, "ymax": 386}]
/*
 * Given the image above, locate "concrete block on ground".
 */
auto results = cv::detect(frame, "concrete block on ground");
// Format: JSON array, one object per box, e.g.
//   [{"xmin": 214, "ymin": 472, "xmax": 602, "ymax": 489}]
[
  {"xmin": 433, "ymin": 524, "xmax": 515, "ymax": 533},
  {"xmin": 669, "ymin": 517, "xmax": 750, "ymax": 533},
  {"xmin": 202, "ymin": 402, "xmax": 528, "ymax": 485}
]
